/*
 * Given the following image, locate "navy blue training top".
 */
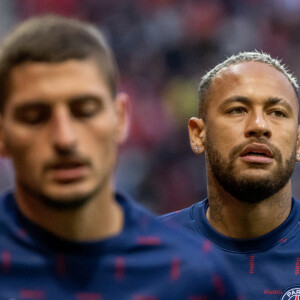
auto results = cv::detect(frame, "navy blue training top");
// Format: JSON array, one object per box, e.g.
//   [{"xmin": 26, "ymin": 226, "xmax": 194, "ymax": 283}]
[
  {"xmin": 161, "ymin": 198, "xmax": 300, "ymax": 300},
  {"xmin": 0, "ymin": 191, "xmax": 242, "ymax": 300}
]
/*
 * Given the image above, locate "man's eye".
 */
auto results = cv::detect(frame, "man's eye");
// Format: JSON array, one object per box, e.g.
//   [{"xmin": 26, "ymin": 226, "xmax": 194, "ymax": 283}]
[
  {"xmin": 70, "ymin": 98, "xmax": 102, "ymax": 118},
  {"xmin": 227, "ymin": 107, "xmax": 247, "ymax": 115},
  {"xmin": 269, "ymin": 110, "xmax": 287, "ymax": 118},
  {"xmin": 15, "ymin": 106, "xmax": 51, "ymax": 125}
]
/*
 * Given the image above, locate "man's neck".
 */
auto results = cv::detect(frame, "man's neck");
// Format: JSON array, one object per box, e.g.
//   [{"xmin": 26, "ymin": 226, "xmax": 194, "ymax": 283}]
[
  {"xmin": 206, "ymin": 177, "xmax": 292, "ymax": 239},
  {"xmin": 15, "ymin": 185, "xmax": 124, "ymax": 242}
]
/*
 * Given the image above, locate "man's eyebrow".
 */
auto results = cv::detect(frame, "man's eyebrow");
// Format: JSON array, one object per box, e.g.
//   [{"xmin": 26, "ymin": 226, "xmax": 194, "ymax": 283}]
[
  {"xmin": 13, "ymin": 100, "xmax": 50, "ymax": 110},
  {"xmin": 68, "ymin": 94, "xmax": 104, "ymax": 104},
  {"xmin": 219, "ymin": 96, "xmax": 293, "ymax": 111},
  {"xmin": 264, "ymin": 97, "xmax": 291, "ymax": 108},
  {"xmin": 218, "ymin": 96, "xmax": 251, "ymax": 109}
]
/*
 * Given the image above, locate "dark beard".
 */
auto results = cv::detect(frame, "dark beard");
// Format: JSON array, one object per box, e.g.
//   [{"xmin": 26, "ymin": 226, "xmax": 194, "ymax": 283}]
[{"xmin": 205, "ymin": 135, "xmax": 296, "ymax": 204}]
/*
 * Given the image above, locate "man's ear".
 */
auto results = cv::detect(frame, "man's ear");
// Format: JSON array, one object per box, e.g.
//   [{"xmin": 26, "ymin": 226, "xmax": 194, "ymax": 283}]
[
  {"xmin": 296, "ymin": 125, "xmax": 300, "ymax": 162},
  {"xmin": 114, "ymin": 92, "xmax": 131, "ymax": 144},
  {"xmin": 0, "ymin": 116, "xmax": 9, "ymax": 158},
  {"xmin": 188, "ymin": 117, "xmax": 206, "ymax": 155}
]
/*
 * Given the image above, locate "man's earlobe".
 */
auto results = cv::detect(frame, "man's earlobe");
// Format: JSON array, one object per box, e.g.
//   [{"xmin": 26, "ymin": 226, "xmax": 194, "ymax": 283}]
[
  {"xmin": 114, "ymin": 92, "xmax": 131, "ymax": 144},
  {"xmin": 189, "ymin": 117, "xmax": 205, "ymax": 154},
  {"xmin": 296, "ymin": 126, "xmax": 300, "ymax": 162}
]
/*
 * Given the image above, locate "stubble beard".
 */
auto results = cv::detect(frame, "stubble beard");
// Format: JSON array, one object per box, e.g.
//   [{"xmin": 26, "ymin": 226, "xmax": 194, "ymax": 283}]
[{"xmin": 205, "ymin": 134, "xmax": 296, "ymax": 204}]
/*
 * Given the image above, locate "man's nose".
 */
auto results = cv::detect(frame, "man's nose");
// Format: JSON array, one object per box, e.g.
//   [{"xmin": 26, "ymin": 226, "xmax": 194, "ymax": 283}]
[
  {"xmin": 244, "ymin": 111, "xmax": 272, "ymax": 139},
  {"xmin": 50, "ymin": 109, "xmax": 77, "ymax": 154}
]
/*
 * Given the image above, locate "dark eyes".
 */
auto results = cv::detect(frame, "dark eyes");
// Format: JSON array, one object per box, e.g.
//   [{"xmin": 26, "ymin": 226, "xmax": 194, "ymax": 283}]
[
  {"xmin": 70, "ymin": 97, "xmax": 102, "ymax": 118},
  {"xmin": 269, "ymin": 110, "xmax": 288, "ymax": 118},
  {"xmin": 226, "ymin": 107, "xmax": 288, "ymax": 118},
  {"xmin": 226, "ymin": 107, "xmax": 247, "ymax": 115},
  {"xmin": 14, "ymin": 97, "xmax": 103, "ymax": 125},
  {"xmin": 14, "ymin": 104, "xmax": 51, "ymax": 125}
]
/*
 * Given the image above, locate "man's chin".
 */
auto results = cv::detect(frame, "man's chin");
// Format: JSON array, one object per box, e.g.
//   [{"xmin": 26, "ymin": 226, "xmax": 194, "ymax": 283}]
[
  {"xmin": 214, "ymin": 164, "xmax": 293, "ymax": 204},
  {"xmin": 235, "ymin": 170, "xmax": 274, "ymax": 182},
  {"xmin": 30, "ymin": 183, "xmax": 101, "ymax": 211},
  {"xmin": 38, "ymin": 192, "xmax": 91, "ymax": 210},
  {"xmin": 37, "ymin": 191, "xmax": 93, "ymax": 210},
  {"xmin": 222, "ymin": 173, "xmax": 289, "ymax": 204}
]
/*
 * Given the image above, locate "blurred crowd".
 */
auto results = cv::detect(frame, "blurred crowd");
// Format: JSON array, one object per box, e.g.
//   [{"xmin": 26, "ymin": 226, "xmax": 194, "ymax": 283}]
[{"xmin": 1, "ymin": 0, "xmax": 300, "ymax": 213}]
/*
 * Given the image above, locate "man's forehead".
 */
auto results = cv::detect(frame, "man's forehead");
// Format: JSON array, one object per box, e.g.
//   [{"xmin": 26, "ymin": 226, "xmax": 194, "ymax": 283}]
[
  {"xmin": 215, "ymin": 61, "xmax": 287, "ymax": 82},
  {"xmin": 8, "ymin": 60, "xmax": 110, "ymax": 97},
  {"xmin": 207, "ymin": 61, "xmax": 299, "ymax": 110},
  {"xmin": 210, "ymin": 61, "xmax": 295, "ymax": 93}
]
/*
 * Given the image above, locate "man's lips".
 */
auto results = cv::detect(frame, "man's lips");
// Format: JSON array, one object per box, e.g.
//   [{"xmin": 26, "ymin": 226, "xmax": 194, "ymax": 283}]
[
  {"xmin": 46, "ymin": 159, "xmax": 90, "ymax": 182},
  {"xmin": 239, "ymin": 143, "xmax": 274, "ymax": 164}
]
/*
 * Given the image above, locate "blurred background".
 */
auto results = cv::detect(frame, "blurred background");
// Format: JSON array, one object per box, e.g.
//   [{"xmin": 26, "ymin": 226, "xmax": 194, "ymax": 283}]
[{"xmin": 0, "ymin": 0, "xmax": 300, "ymax": 214}]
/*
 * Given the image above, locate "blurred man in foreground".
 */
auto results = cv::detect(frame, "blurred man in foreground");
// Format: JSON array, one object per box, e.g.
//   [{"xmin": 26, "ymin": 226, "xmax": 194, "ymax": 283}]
[
  {"xmin": 161, "ymin": 51, "xmax": 300, "ymax": 299},
  {"xmin": 0, "ymin": 15, "xmax": 241, "ymax": 299}
]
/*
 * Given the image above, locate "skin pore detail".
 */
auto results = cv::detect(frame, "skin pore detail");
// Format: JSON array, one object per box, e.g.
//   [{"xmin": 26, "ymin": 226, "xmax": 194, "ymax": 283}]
[
  {"xmin": 197, "ymin": 61, "xmax": 300, "ymax": 239},
  {"xmin": 206, "ymin": 180, "xmax": 224, "ymax": 224},
  {"xmin": 0, "ymin": 15, "xmax": 244, "ymax": 300},
  {"xmin": 275, "ymin": 190, "xmax": 291, "ymax": 221},
  {"xmin": 160, "ymin": 52, "xmax": 300, "ymax": 300},
  {"xmin": 206, "ymin": 169, "xmax": 293, "ymax": 239}
]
